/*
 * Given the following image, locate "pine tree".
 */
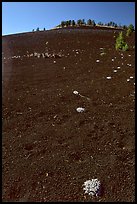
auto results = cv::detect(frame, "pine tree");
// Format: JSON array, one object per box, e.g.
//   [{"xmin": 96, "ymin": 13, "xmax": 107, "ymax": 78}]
[
  {"xmin": 92, "ymin": 20, "xmax": 96, "ymax": 27},
  {"xmin": 128, "ymin": 24, "xmax": 134, "ymax": 32},
  {"xmin": 126, "ymin": 24, "xmax": 134, "ymax": 37},
  {"xmin": 61, "ymin": 21, "xmax": 65, "ymax": 27},
  {"xmin": 87, "ymin": 19, "xmax": 92, "ymax": 25},
  {"xmin": 71, "ymin": 20, "xmax": 76, "ymax": 26},
  {"xmin": 68, "ymin": 20, "xmax": 72, "ymax": 26},
  {"xmin": 77, "ymin": 19, "xmax": 82, "ymax": 26}
]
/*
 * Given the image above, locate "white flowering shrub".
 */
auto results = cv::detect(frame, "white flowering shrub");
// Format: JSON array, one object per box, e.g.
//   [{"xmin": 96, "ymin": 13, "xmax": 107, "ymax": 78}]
[{"xmin": 83, "ymin": 179, "xmax": 101, "ymax": 196}]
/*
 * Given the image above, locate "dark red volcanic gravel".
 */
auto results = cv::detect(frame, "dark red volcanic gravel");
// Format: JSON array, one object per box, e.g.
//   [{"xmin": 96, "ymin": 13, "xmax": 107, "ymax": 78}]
[{"xmin": 2, "ymin": 27, "xmax": 135, "ymax": 202}]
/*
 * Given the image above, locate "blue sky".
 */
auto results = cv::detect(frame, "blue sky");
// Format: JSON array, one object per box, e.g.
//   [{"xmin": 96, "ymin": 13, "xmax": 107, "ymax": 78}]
[{"xmin": 2, "ymin": 2, "xmax": 135, "ymax": 35}]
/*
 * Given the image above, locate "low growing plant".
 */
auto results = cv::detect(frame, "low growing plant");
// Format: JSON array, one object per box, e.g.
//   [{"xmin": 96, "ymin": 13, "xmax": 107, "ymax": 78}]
[
  {"xmin": 115, "ymin": 32, "xmax": 128, "ymax": 51},
  {"xmin": 126, "ymin": 28, "xmax": 132, "ymax": 37},
  {"xmin": 126, "ymin": 24, "xmax": 134, "ymax": 37},
  {"xmin": 122, "ymin": 43, "xmax": 129, "ymax": 51}
]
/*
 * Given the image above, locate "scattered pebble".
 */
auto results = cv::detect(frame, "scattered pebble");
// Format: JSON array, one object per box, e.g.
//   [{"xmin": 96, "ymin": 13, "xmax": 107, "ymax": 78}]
[
  {"xmin": 76, "ymin": 107, "xmax": 85, "ymax": 113},
  {"xmin": 128, "ymin": 54, "xmax": 131, "ymax": 57},
  {"xmin": 100, "ymin": 52, "xmax": 106, "ymax": 56},
  {"xmin": 96, "ymin": 60, "xmax": 100, "ymax": 63},
  {"xmin": 16, "ymin": 112, "xmax": 23, "ymax": 115},
  {"xmin": 127, "ymin": 79, "xmax": 130, "ymax": 82},
  {"xmin": 129, "ymin": 76, "xmax": 134, "ymax": 79},
  {"xmin": 113, "ymin": 70, "xmax": 117, "ymax": 73},
  {"xmin": 53, "ymin": 61, "xmax": 56, "ymax": 63},
  {"xmin": 106, "ymin": 76, "xmax": 112, "ymax": 79},
  {"xmin": 73, "ymin": 90, "xmax": 79, "ymax": 95},
  {"xmin": 127, "ymin": 64, "xmax": 132, "ymax": 67},
  {"xmin": 112, "ymin": 59, "xmax": 114, "ymax": 61},
  {"xmin": 117, "ymin": 66, "xmax": 121, "ymax": 69}
]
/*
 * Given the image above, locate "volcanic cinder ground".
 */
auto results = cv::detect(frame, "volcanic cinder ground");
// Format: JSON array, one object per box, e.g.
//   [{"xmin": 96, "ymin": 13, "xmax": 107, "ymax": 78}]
[{"xmin": 2, "ymin": 27, "xmax": 135, "ymax": 202}]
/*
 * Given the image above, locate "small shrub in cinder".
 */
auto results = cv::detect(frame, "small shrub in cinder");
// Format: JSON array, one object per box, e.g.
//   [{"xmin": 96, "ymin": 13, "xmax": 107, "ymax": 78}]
[
  {"xmin": 122, "ymin": 43, "xmax": 129, "ymax": 51},
  {"xmin": 128, "ymin": 24, "xmax": 134, "ymax": 32},
  {"xmin": 115, "ymin": 32, "xmax": 128, "ymax": 51},
  {"xmin": 126, "ymin": 28, "xmax": 132, "ymax": 37},
  {"xmin": 126, "ymin": 24, "xmax": 134, "ymax": 37}
]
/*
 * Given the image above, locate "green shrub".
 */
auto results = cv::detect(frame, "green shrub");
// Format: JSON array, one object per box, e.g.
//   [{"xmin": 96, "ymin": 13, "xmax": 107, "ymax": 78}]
[
  {"xmin": 126, "ymin": 28, "xmax": 132, "ymax": 37},
  {"xmin": 128, "ymin": 24, "xmax": 134, "ymax": 32},
  {"xmin": 115, "ymin": 32, "xmax": 128, "ymax": 51},
  {"xmin": 122, "ymin": 43, "xmax": 129, "ymax": 51},
  {"xmin": 126, "ymin": 24, "xmax": 134, "ymax": 37}
]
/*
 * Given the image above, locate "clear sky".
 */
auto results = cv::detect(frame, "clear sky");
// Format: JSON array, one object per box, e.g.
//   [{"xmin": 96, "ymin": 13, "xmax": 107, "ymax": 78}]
[{"xmin": 2, "ymin": 2, "xmax": 135, "ymax": 35}]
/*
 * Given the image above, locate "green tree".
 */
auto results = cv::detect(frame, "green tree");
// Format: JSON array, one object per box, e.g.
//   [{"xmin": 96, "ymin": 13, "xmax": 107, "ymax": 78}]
[
  {"xmin": 126, "ymin": 28, "xmax": 132, "ymax": 37},
  {"xmin": 87, "ymin": 19, "xmax": 95, "ymax": 26},
  {"xmin": 128, "ymin": 24, "xmax": 134, "ymax": 32},
  {"xmin": 87, "ymin": 19, "xmax": 92, "ymax": 25},
  {"xmin": 81, "ymin": 19, "xmax": 86, "ymax": 25},
  {"xmin": 98, "ymin": 22, "xmax": 103, "ymax": 26},
  {"xmin": 71, "ymin": 20, "xmax": 76, "ymax": 26},
  {"xmin": 61, "ymin": 21, "xmax": 66, "ymax": 27},
  {"xmin": 66, "ymin": 21, "xmax": 69, "ymax": 27},
  {"xmin": 123, "ymin": 25, "xmax": 127, "ymax": 30},
  {"xmin": 43, "ymin": 28, "xmax": 46, "ymax": 31},
  {"xmin": 77, "ymin": 19, "xmax": 82, "ymax": 26},
  {"xmin": 36, "ymin": 27, "xmax": 39, "ymax": 31},
  {"xmin": 126, "ymin": 24, "xmax": 134, "ymax": 37},
  {"xmin": 109, "ymin": 21, "xmax": 113, "ymax": 26},
  {"xmin": 68, "ymin": 20, "xmax": 72, "ymax": 26},
  {"xmin": 92, "ymin": 20, "xmax": 96, "ymax": 27},
  {"xmin": 115, "ymin": 32, "xmax": 128, "ymax": 51}
]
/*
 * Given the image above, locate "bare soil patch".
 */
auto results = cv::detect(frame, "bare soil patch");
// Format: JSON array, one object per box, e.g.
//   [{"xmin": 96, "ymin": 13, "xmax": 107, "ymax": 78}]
[{"xmin": 2, "ymin": 27, "xmax": 135, "ymax": 202}]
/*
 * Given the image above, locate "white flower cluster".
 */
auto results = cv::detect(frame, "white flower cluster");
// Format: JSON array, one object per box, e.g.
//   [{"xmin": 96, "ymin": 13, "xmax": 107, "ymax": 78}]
[{"xmin": 83, "ymin": 179, "xmax": 101, "ymax": 196}]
